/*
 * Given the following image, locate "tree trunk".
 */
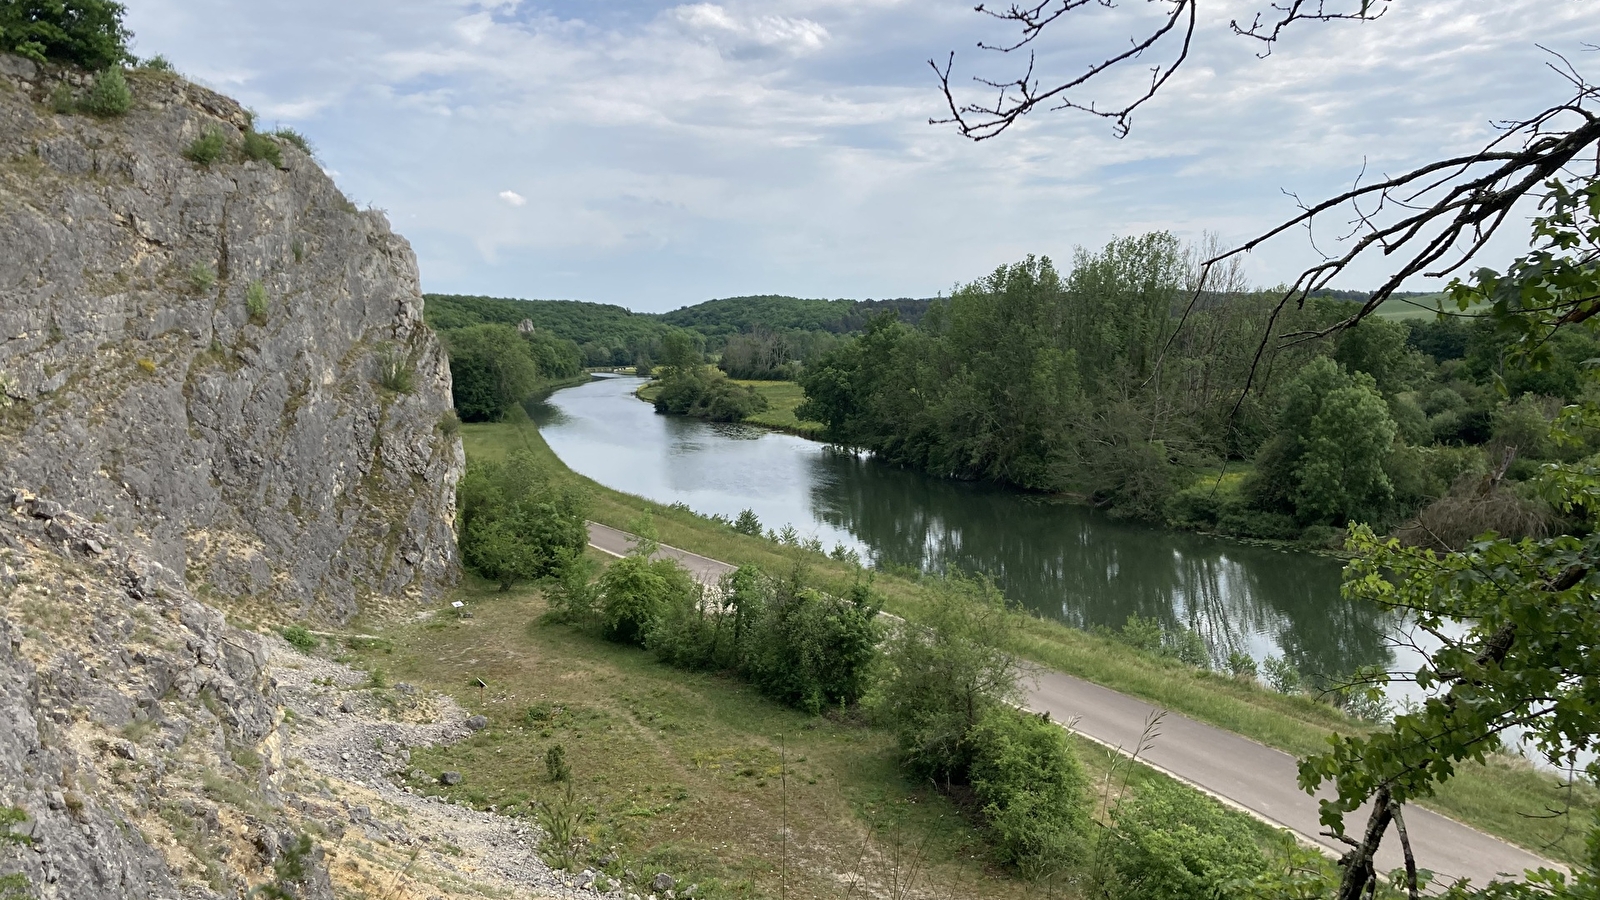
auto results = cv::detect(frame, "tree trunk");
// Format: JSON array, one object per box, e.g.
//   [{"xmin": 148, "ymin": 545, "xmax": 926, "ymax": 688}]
[{"xmin": 1335, "ymin": 785, "xmax": 1395, "ymax": 900}]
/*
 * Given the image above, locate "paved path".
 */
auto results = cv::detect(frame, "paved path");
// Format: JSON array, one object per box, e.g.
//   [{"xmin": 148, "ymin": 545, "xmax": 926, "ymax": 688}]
[{"xmin": 585, "ymin": 522, "xmax": 1558, "ymax": 887}]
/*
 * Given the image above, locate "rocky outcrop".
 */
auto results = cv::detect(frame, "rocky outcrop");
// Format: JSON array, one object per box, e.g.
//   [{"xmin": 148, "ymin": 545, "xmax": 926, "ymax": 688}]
[{"xmin": 0, "ymin": 53, "xmax": 462, "ymax": 622}]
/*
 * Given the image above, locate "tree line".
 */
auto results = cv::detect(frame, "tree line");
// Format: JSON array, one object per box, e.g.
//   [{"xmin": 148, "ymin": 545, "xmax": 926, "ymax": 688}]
[{"xmin": 794, "ymin": 233, "xmax": 1599, "ymax": 548}]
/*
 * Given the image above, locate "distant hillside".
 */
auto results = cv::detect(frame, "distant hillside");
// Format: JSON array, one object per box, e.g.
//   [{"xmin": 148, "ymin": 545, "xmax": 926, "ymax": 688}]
[{"xmin": 424, "ymin": 292, "xmax": 935, "ymax": 366}]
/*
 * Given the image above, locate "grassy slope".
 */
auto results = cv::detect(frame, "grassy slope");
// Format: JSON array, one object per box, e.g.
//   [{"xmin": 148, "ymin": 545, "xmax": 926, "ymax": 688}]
[{"xmin": 463, "ymin": 420, "xmax": 1597, "ymax": 864}]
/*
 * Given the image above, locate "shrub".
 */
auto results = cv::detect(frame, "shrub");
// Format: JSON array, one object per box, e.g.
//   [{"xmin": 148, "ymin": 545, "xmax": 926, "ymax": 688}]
[
  {"xmin": 240, "ymin": 130, "xmax": 282, "ymax": 167},
  {"xmin": 374, "ymin": 344, "xmax": 414, "ymax": 393},
  {"xmin": 457, "ymin": 449, "xmax": 588, "ymax": 590},
  {"xmin": 244, "ymin": 280, "xmax": 268, "ymax": 323},
  {"xmin": 545, "ymin": 744, "xmax": 570, "ymax": 782},
  {"xmin": 80, "ymin": 66, "xmax": 129, "ymax": 116},
  {"xmin": 437, "ymin": 410, "xmax": 461, "ymax": 436},
  {"xmin": 875, "ymin": 574, "xmax": 1023, "ymax": 781},
  {"xmin": 186, "ymin": 261, "xmax": 216, "ymax": 292},
  {"xmin": 1101, "ymin": 778, "xmax": 1272, "ymax": 900},
  {"xmin": 271, "ymin": 127, "xmax": 311, "ymax": 154},
  {"xmin": 1261, "ymin": 656, "xmax": 1301, "ymax": 694},
  {"xmin": 598, "ymin": 552, "xmax": 699, "ymax": 646},
  {"xmin": 280, "ymin": 625, "xmax": 317, "ymax": 653},
  {"xmin": 1224, "ymin": 650, "xmax": 1257, "ymax": 678},
  {"xmin": 138, "ymin": 53, "xmax": 173, "ymax": 72},
  {"xmin": 733, "ymin": 508, "xmax": 762, "ymax": 536},
  {"xmin": 0, "ymin": 0, "xmax": 130, "ymax": 69},
  {"xmin": 650, "ymin": 567, "xmax": 882, "ymax": 713},
  {"xmin": 49, "ymin": 82, "xmax": 75, "ymax": 113},
  {"xmin": 652, "ymin": 370, "xmax": 769, "ymax": 423},
  {"xmin": 968, "ymin": 707, "xmax": 1090, "ymax": 878},
  {"xmin": 184, "ymin": 128, "xmax": 226, "ymax": 166},
  {"xmin": 136, "ymin": 357, "xmax": 156, "ymax": 374}
]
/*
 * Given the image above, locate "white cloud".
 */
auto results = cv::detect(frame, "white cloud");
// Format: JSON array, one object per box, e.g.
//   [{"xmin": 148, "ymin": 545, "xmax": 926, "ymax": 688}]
[
  {"xmin": 120, "ymin": 0, "xmax": 1600, "ymax": 306},
  {"xmin": 498, "ymin": 190, "xmax": 527, "ymax": 207}
]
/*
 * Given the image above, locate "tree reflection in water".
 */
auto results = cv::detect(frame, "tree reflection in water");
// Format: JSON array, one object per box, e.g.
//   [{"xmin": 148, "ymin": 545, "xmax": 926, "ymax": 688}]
[{"xmin": 807, "ymin": 448, "xmax": 1397, "ymax": 681}]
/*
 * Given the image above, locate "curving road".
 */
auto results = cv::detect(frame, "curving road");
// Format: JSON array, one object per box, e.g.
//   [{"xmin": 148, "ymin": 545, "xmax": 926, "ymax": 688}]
[{"xmin": 585, "ymin": 522, "xmax": 1559, "ymax": 888}]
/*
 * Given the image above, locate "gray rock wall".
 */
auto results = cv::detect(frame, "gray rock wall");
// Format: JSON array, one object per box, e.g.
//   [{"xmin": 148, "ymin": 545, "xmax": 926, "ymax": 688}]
[{"xmin": 0, "ymin": 54, "xmax": 462, "ymax": 621}]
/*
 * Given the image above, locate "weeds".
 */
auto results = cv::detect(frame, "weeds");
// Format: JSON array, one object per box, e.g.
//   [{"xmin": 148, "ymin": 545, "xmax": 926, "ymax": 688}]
[
  {"xmin": 272, "ymin": 127, "xmax": 312, "ymax": 155},
  {"xmin": 138, "ymin": 54, "xmax": 174, "ymax": 72},
  {"xmin": 245, "ymin": 280, "xmax": 268, "ymax": 323},
  {"xmin": 534, "ymin": 780, "xmax": 591, "ymax": 871},
  {"xmin": 374, "ymin": 344, "xmax": 414, "ymax": 394},
  {"xmin": 184, "ymin": 128, "xmax": 226, "ymax": 166},
  {"xmin": 186, "ymin": 261, "xmax": 216, "ymax": 292},
  {"xmin": 0, "ymin": 807, "xmax": 29, "ymax": 845},
  {"xmin": 81, "ymin": 67, "xmax": 131, "ymax": 117},
  {"xmin": 545, "ymin": 744, "xmax": 570, "ymax": 783},
  {"xmin": 49, "ymin": 83, "xmax": 74, "ymax": 114},
  {"xmin": 281, "ymin": 624, "xmax": 318, "ymax": 654},
  {"xmin": 240, "ymin": 130, "xmax": 282, "ymax": 168},
  {"xmin": 136, "ymin": 357, "xmax": 156, "ymax": 375}
]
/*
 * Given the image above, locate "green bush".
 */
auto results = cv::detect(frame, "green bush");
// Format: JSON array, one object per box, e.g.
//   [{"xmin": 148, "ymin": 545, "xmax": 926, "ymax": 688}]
[
  {"xmin": 185, "ymin": 261, "xmax": 216, "ymax": 292},
  {"xmin": 240, "ymin": 130, "xmax": 282, "ymax": 167},
  {"xmin": 80, "ymin": 65, "xmax": 129, "ymax": 116},
  {"xmin": 184, "ymin": 128, "xmax": 226, "ymax": 166},
  {"xmin": 598, "ymin": 552, "xmax": 698, "ymax": 646},
  {"xmin": 244, "ymin": 280, "xmax": 268, "ymax": 323},
  {"xmin": 652, "ymin": 370, "xmax": 769, "ymax": 423},
  {"xmin": 967, "ymin": 706, "xmax": 1090, "ymax": 879},
  {"xmin": 374, "ymin": 344, "xmax": 414, "ymax": 393},
  {"xmin": 137, "ymin": 53, "xmax": 172, "ymax": 72},
  {"xmin": 49, "ymin": 82, "xmax": 74, "ymax": 113},
  {"xmin": 280, "ymin": 625, "xmax": 317, "ymax": 654},
  {"xmin": 271, "ymin": 127, "xmax": 311, "ymax": 154},
  {"xmin": 1101, "ymin": 778, "xmax": 1272, "ymax": 900},
  {"xmin": 545, "ymin": 744, "xmax": 570, "ymax": 782},
  {"xmin": 875, "ymin": 574, "xmax": 1023, "ymax": 782},
  {"xmin": 649, "ymin": 567, "xmax": 882, "ymax": 713},
  {"xmin": 457, "ymin": 449, "xmax": 588, "ymax": 590},
  {"xmin": 733, "ymin": 508, "xmax": 762, "ymax": 536},
  {"xmin": 443, "ymin": 324, "xmax": 546, "ymax": 422},
  {"xmin": 0, "ymin": 0, "xmax": 130, "ymax": 69}
]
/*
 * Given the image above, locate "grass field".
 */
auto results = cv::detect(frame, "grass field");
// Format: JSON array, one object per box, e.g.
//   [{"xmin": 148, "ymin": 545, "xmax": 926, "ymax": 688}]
[
  {"xmin": 347, "ymin": 570, "xmax": 1300, "ymax": 899},
  {"xmin": 459, "ymin": 420, "xmax": 1598, "ymax": 865}
]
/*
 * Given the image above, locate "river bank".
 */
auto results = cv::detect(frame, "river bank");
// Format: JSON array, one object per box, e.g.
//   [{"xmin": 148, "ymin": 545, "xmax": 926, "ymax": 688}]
[{"xmin": 469, "ymin": 411, "xmax": 1598, "ymax": 864}]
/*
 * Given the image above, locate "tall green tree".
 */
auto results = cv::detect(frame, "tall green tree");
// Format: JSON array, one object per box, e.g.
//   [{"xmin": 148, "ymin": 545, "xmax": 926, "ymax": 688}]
[
  {"xmin": 443, "ymin": 324, "xmax": 545, "ymax": 422},
  {"xmin": 456, "ymin": 450, "xmax": 588, "ymax": 590},
  {"xmin": 0, "ymin": 0, "xmax": 129, "ymax": 69}
]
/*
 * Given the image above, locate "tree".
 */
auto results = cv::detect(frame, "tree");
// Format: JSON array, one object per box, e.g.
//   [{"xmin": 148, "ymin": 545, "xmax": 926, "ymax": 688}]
[
  {"xmin": 456, "ymin": 450, "xmax": 588, "ymax": 590},
  {"xmin": 0, "ymin": 0, "xmax": 130, "ymax": 70},
  {"xmin": 875, "ymin": 574, "xmax": 1024, "ymax": 781},
  {"xmin": 444, "ymin": 324, "xmax": 545, "ymax": 422}
]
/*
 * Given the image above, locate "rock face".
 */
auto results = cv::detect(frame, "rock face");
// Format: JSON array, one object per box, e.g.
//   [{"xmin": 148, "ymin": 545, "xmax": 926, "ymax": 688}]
[{"xmin": 0, "ymin": 53, "xmax": 462, "ymax": 621}]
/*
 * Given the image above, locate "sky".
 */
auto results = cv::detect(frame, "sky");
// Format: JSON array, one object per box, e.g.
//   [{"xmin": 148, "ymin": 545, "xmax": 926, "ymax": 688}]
[{"xmin": 121, "ymin": 0, "xmax": 1600, "ymax": 312}]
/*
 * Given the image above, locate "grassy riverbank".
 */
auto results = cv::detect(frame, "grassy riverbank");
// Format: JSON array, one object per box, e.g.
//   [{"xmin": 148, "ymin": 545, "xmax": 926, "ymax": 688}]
[
  {"xmin": 347, "ymin": 574, "xmax": 1291, "ymax": 900},
  {"xmin": 463, "ymin": 419, "xmax": 1597, "ymax": 864},
  {"xmin": 634, "ymin": 376, "xmax": 826, "ymax": 438}
]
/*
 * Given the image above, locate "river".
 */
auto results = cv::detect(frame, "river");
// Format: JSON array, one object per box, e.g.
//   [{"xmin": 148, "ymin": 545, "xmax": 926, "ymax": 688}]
[{"xmin": 532, "ymin": 374, "xmax": 1402, "ymax": 683}]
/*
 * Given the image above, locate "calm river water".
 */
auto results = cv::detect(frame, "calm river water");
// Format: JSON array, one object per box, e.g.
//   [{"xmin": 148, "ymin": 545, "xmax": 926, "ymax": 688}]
[{"xmin": 533, "ymin": 375, "xmax": 1401, "ymax": 682}]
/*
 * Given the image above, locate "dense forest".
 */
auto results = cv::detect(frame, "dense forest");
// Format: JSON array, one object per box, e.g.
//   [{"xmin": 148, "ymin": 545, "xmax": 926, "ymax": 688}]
[
  {"xmin": 795, "ymin": 233, "xmax": 1596, "ymax": 547},
  {"xmin": 425, "ymin": 292, "xmax": 931, "ymax": 377}
]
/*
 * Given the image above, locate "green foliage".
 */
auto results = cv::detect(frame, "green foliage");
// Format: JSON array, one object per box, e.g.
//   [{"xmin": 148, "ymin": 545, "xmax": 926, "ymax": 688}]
[
  {"xmin": 1225, "ymin": 650, "xmax": 1257, "ymax": 678},
  {"xmin": 535, "ymin": 780, "xmax": 591, "ymax": 871},
  {"xmin": 1334, "ymin": 316, "xmax": 1417, "ymax": 394},
  {"xmin": 1251, "ymin": 357, "xmax": 1396, "ymax": 525},
  {"xmin": 0, "ymin": 806, "xmax": 29, "ymax": 845},
  {"xmin": 1096, "ymin": 614, "xmax": 1210, "ymax": 669},
  {"xmin": 457, "ymin": 449, "xmax": 588, "ymax": 590},
  {"xmin": 183, "ymin": 128, "xmax": 226, "ymax": 166},
  {"xmin": 874, "ymin": 574, "xmax": 1023, "ymax": 781},
  {"xmin": 652, "ymin": 369, "xmax": 770, "ymax": 423},
  {"xmin": 732, "ymin": 508, "xmax": 762, "ymax": 536},
  {"xmin": 373, "ymin": 344, "xmax": 414, "ymax": 394},
  {"xmin": 442, "ymin": 323, "xmax": 581, "ymax": 422},
  {"xmin": 648, "ymin": 566, "xmax": 882, "ymax": 713},
  {"xmin": 244, "ymin": 280, "xmax": 268, "ymax": 323},
  {"xmin": 1261, "ymin": 656, "xmax": 1301, "ymax": 694},
  {"xmin": 136, "ymin": 52, "xmax": 171, "ymax": 71},
  {"xmin": 544, "ymin": 743, "xmax": 570, "ymax": 782},
  {"xmin": 185, "ymin": 261, "xmax": 215, "ymax": 292},
  {"xmin": 239, "ymin": 129, "xmax": 282, "ymax": 167},
  {"xmin": 0, "ymin": 0, "xmax": 130, "ymax": 69},
  {"xmin": 598, "ymin": 552, "xmax": 699, "ymax": 646},
  {"xmin": 967, "ymin": 706, "xmax": 1090, "ymax": 878},
  {"xmin": 47, "ymin": 81, "xmax": 72, "ymax": 113},
  {"xmin": 270, "ymin": 127, "xmax": 310, "ymax": 154},
  {"xmin": 1101, "ymin": 777, "xmax": 1272, "ymax": 900},
  {"xmin": 0, "ymin": 872, "xmax": 27, "ymax": 900},
  {"xmin": 280, "ymin": 624, "xmax": 317, "ymax": 653},
  {"xmin": 79, "ymin": 64, "xmax": 128, "ymax": 116}
]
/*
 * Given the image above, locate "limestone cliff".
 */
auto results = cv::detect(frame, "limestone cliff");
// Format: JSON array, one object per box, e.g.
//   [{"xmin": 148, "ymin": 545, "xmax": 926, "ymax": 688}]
[{"xmin": 0, "ymin": 53, "xmax": 462, "ymax": 622}]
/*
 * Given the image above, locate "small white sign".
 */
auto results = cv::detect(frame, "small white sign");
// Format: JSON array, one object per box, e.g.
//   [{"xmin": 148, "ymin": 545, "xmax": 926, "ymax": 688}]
[{"xmin": 451, "ymin": 601, "xmax": 464, "ymax": 609}]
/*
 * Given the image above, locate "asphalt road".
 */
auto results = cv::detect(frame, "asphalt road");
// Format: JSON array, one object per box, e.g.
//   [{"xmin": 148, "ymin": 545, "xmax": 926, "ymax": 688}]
[{"xmin": 585, "ymin": 522, "xmax": 1558, "ymax": 887}]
